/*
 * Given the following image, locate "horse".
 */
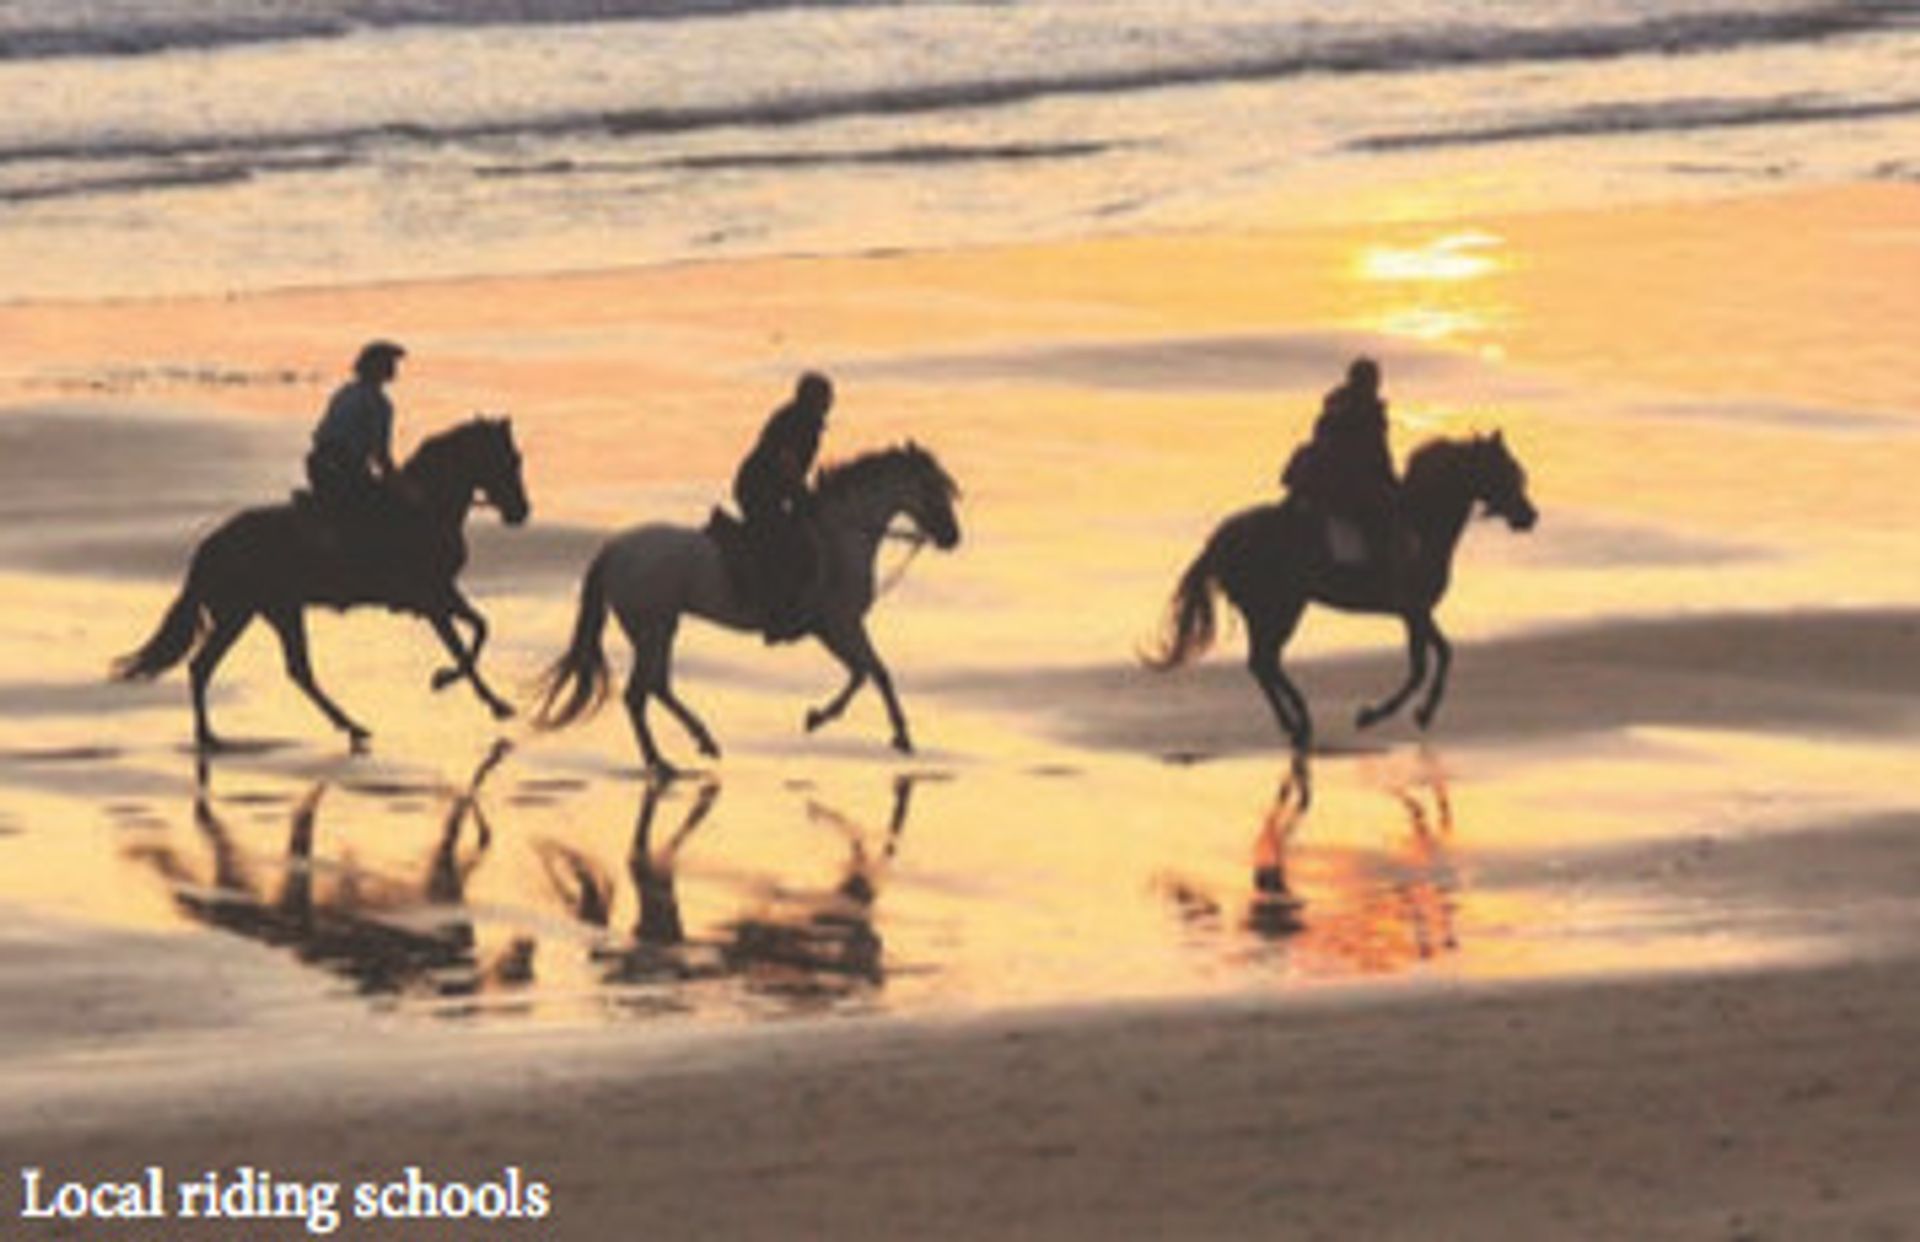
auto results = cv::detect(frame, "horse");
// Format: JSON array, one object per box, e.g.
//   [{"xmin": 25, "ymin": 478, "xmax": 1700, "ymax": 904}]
[
  {"xmin": 1147, "ymin": 431, "xmax": 1537, "ymax": 752},
  {"xmin": 533, "ymin": 442, "xmax": 960, "ymax": 774},
  {"xmin": 112, "ymin": 417, "xmax": 530, "ymax": 751}
]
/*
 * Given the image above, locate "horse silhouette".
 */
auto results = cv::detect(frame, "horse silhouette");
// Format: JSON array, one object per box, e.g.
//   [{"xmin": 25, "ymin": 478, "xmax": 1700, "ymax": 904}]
[
  {"xmin": 533, "ymin": 443, "xmax": 960, "ymax": 774},
  {"xmin": 112, "ymin": 418, "xmax": 529, "ymax": 752},
  {"xmin": 1149, "ymin": 432, "xmax": 1536, "ymax": 750}
]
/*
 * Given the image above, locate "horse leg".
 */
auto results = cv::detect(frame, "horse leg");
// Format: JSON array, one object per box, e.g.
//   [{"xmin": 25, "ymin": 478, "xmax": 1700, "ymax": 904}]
[
  {"xmin": 189, "ymin": 607, "xmax": 253, "ymax": 752},
  {"xmin": 427, "ymin": 608, "xmax": 514, "ymax": 721},
  {"xmin": 628, "ymin": 615, "xmax": 720, "ymax": 760},
  {"xmin": 1412, "ymin": 615, "xmax": 1453, "ymax": 730},
  {"xmin": 1356, "ymin": 612, "xmax": 1430, "ymax": 730},
  {"xmin": 430, "ymin": 591, "xmax": 489, "ymax": 693},
  {"xmin": 1245, "ymin": 598, "xmax": 1312, "ymax": 754},
  {"xmin": 804, "ymin": 661, "xmax": 867, "ymax": 736},
  {"xmin": 621, "ymin": 666, "xmax": 675, "ymax": 778},
  {"xmin": 812, "ymin": 620, "xmax": 910, "ymax": 753},
  {"xmin": 264, "ymin": 606, "xmax": 370, "ymax": 751}
]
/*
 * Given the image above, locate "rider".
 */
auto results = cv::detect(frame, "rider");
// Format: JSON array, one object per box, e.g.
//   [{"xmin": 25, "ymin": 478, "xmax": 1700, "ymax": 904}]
[
  {"xmin": 307, "ymin": 340, "xmax": 409, "ymax": 575},
  {"xmin": 732, "ymin": 371, "xmax": 832, "ymax": 642},
  {"xmin": 1282, "ymin": 356, "xmax": 1404, "ymax": 585}
]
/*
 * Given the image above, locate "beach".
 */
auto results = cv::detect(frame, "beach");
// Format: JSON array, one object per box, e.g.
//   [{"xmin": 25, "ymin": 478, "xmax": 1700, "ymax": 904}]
[
  {"xmin": 5, "ymin": 1, "xmax": 1920, "ymax": 1235},
  {"xmin": 4, "ymin": 180, "xmax": 1920, "ymax": 1236}
]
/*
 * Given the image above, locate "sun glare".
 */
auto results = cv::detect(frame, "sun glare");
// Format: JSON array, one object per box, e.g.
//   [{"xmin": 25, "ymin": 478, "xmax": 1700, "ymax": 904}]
[{"xmin": 1357, "ymin": 231, "xmax": 1505, "ymax": 283}]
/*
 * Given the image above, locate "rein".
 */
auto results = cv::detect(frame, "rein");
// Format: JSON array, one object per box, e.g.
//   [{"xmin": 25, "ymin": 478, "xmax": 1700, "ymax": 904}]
[{"xmin": 875, "ymin": 526, "xmax": 929, "ymax": 598}]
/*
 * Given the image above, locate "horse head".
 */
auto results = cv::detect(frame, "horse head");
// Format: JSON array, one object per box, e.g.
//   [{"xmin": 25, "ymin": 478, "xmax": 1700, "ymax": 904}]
[
  {"xmin": 1469, "ymin": 431, "xmax": 1536, "ymax": 531},
  {"xmin": 817, "ymin": 442, "xmax": 962, "ymax": 550},
  {"xmin": 468, "ymin": 415, "xmax": 531, "ymax": 527},
  {"xmin": 897, "ymin": 441, "xmax": 962, "ymax": 550},
  {"xmin": 404, "ymin": 415, "xmax": 530, "ymax": 526}
]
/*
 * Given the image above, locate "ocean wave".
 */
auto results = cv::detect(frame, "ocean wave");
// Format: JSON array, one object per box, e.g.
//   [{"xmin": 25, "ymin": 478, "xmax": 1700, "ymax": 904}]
[
  {"xmin": 0, "ymin": 2, "xmax": 1912, "ymax": 172},
  {"xmin": 1, "ymin": 0, "xmax": 1911, "ymax": 94},
  {"xmin": 476, "ymin": 140, "xmax": 1116, "ymax": 180},
  {"xmin": 0, "ymin": 153, "xmax": 354, "ymax": 206},
  {"xmin": 0, "ymin": 1, "xmax": 870, "ymax": 62},
  {"xmin": 1350, "ymin": 93, "xmax": 1920, "ymax": 152}
]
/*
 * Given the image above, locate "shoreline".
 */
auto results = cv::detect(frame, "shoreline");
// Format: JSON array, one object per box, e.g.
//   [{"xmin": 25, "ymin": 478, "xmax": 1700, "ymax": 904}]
[{"xmin": 1, "ymin": 179, "xmax": 1886, "ymax": 315}]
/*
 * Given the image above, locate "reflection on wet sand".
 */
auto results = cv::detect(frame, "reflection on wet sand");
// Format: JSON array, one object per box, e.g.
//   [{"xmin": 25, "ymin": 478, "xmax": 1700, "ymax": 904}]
[
  {"xmin": 1158, "ymin": 750, "xmax": 1462, "ymax": 977},
  {"xmin": 124, "ymin": 740, "xmax": 532, "ymax": 1005},
  {"xmin": 723, "ymin": 774, "xmax": 920, "ymax": 1004},
  {"xmin": 120, "ymin": 743, "xmax": 938, "ymax": 1023},
  {"xmin": 536, "ymin": 774, "xmax": 928, "ymax": 1015}
]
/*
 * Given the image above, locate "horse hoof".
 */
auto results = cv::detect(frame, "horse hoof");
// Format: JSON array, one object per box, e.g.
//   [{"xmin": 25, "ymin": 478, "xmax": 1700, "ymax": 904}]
[
  {"xmin": 804, "ymin": 710, "xmax": 827, "ymax": 734},
  {"xmin": 1355, "ymin": 708, "xmax": 1381, "ymax": 731},
  {"xmin": 890, "ymin": 735, "xmax": 914, "ymax": 755},
  {"xmin": 490, "ymin": 701, "xmax": 516, "ymax": 722},
  {"xmin": 1414, "ymin": 710, "xmax": 1435, "ymax": 732},
  {"xmin": 698, "ymin": 739, "xmax": 722, "ymax": 759},
  {"xmin": 431, "ymin": 668, "xmax": 460, "ymax": 692},
  {"xmin": 348, "ymin": 730, "xmax": 371, "ymax": 755}
]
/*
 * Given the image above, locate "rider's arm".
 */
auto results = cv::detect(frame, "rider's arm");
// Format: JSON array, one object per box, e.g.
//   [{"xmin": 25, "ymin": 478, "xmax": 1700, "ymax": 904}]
[{"xmin": 369, "ymin": 393, "xmax": 397, "ymax": 478}]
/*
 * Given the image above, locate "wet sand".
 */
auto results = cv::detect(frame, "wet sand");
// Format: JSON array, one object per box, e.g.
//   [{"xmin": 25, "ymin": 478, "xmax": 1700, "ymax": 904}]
[
  {"xmin": 3, "ymin": 182, "xmax": 1920, "ymax": 1237},
  {"xmin": 7, "ymin": 952, "xmax": 1920, "ymax": 1239}
]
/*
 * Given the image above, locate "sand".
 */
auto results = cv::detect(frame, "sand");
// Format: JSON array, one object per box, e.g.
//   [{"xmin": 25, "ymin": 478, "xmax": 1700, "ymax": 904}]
[
  {"xmin": 4, "ymin": 182, "xmax": 1920, "ymax": 1239},
  {"xmin": 7, "ymin": 954, "xmax": 1920, "ymax": 1240}
]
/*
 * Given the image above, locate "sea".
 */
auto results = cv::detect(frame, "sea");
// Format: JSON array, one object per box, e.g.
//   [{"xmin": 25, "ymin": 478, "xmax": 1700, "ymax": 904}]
[{"xmin": 0, "ymin": 0, "xmax": 1915, "ymax": 300}]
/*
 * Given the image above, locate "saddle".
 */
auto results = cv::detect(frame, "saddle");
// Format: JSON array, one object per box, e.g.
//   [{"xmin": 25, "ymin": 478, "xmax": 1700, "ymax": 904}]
[
  {"xmin": 1324, "ymin": 516, "xmax": 1370, "ymax": 567},
  {"xmin": 705, "ymin": 505, "xmax": 824, "ymax": 643},
  {"xmin": 291, "ymin": 487, "xmax": 439, "ymax": 608},
  {"xmin": 703, "ymin": 506, "xmax": 759, "ymax": 606},
  {"xmin": 1287, "ymin": 494, "xmax": 1416, "ymax": 573},
  {"xmin": 291, "ymin": 488, "xmax": 348, "ymax": 555}
]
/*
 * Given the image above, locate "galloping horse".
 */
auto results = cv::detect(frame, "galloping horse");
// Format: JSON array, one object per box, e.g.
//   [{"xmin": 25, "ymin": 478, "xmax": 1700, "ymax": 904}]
[
  {"xmin": 533, "ymin": 443, "xmax": 960, "ymax": 774},
  {"xmin": 113, "ymin": 417, "xmax": 530, "ymax": 751},
  {"xmin": 1148, "ymin": 432, "xmax": 1537, "ymax": 751}
]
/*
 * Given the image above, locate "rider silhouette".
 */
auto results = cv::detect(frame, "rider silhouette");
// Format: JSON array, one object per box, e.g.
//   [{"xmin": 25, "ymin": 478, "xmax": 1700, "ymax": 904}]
[
  {"xmin": 1283, "ymin": 356, "xmax": 1402, "ymax": 583},
  {"xmin": 307, "ymin": 340, "xmax": 409, "ymax": 575},
  {"xmin": 733, "ymin": 372, "xmax": 832, "ymax": 642}
]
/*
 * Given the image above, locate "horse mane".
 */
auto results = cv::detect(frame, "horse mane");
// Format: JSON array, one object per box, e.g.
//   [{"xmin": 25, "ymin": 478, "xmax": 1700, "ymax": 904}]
[
  {"xmin": 815, "ymin": 442, "xmax": 959, "ymax": 502},
  {"xmin": 1401, "ymin": 432, "xmax": 1515, "ymax": 515},
  {"xmin": 1405, "ymin": 434, "xmax": 1469, "ymax": 476},
  {"xmin": 403, "ymin": 416, "xmax": 498, "ymax": 473}
]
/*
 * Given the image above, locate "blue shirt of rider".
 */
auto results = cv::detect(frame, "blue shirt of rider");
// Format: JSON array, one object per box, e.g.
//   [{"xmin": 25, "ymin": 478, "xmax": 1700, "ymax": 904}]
[{"xmin": 312, "ymin": 379, "xmax": 394, "ymax": 474}]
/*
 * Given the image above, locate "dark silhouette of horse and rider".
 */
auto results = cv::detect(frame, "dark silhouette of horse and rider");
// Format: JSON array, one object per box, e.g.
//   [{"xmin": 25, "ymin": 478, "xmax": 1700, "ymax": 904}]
[
  {"xmin": 532, "ymin": 374, "xmax": 964, "ymax": 775},
  {"xmin": 112, "ymin": 339, "xmax": 1529, "ymax": 765},
  {"xmin": 113, "ymin": 341, "xmax": 530, "ymax": 751},
  {"xmin": 1149, "ymin": 355, "xmax": 1538, "ymax": 753}
]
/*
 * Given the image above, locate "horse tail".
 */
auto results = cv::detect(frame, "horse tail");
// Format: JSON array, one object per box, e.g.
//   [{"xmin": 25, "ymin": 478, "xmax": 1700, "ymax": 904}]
[
  {"xmin": 532, "ymin": 549, "xmax": 613, "ymax": 729},
  {"xmin": 1143, "ymin": 527, "xmax": 1224, "ymax": 671},
  {"xmin": 110, "ymin": 549, "xmax": 211, "ymax": 681}
]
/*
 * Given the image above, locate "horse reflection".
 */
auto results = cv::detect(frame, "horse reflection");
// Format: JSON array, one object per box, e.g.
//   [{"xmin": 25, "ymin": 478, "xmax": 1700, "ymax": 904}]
[
  {"xmin": 1246, "ymin": 762, "xmax": 1310, "ymax": 939},
  {"xmin": 1158, "ymin": 750, "xmax": 1460, "ymax": 974},
  {"xmin": 124, "ymin": 741, "xmax": 530, "ymax": 1000},
  {"xmin": 535, "ymin": 774, "xmax": 925, "ymax": 1010},
  {"xmin": 533, "ymin": 777, "xmax": 726, "ymax": 986},
  {"xmin": 722, "ymin": 774, "xmax": 919, "ymax": 996}
]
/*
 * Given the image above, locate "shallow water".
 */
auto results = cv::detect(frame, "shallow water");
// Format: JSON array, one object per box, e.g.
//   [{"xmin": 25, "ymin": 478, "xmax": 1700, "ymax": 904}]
[
  {"xmin": 0, "ymin": 92, "xmax": 1912, "ymax": 1044},
  {"xmin": 7, "ymin": 637, "xmax": 1919, "ymax": 1046}
]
